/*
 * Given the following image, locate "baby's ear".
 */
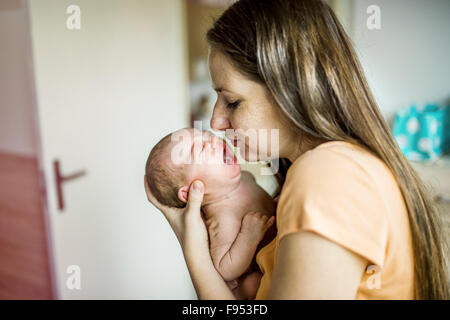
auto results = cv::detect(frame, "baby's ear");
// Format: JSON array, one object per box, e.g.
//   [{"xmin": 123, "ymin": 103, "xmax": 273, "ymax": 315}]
[{"xmin": 177, "ymin": 186, "xmax": 190, "ymax": 203}]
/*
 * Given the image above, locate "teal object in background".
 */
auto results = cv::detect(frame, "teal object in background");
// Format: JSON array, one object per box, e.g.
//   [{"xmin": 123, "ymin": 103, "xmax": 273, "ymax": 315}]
[{"xmin": 393, "ymin": 103, "xmax": 450, "ymax": 162}]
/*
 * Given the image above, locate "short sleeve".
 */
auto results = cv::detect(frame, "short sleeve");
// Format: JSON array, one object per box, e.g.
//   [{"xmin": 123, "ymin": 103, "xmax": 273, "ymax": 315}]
[{"xmin": 276, "ymin": 147, "xmax": 389, "ymax": 267}]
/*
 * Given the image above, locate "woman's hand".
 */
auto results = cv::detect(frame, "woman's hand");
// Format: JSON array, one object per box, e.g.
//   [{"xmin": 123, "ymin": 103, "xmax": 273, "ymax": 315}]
[
  {"xmin": 144, "ymin": 176, "xmax": 209, "ymax": 255},
  {"xmin": 145, "ymin": 175, "xmax": 238, "ymax": 299}
]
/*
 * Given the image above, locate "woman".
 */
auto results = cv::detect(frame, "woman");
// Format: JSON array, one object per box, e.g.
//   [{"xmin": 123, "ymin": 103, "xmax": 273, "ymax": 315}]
[{"xmin": 145, "ymin": 0, "xmax": 449, "ymax": 299}]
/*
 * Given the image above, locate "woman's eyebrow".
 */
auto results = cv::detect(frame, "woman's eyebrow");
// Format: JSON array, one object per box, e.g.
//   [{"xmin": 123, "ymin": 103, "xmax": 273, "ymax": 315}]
[{"xmin": 214, "ymin": 87, "xmax": 233, "ymax": 94}]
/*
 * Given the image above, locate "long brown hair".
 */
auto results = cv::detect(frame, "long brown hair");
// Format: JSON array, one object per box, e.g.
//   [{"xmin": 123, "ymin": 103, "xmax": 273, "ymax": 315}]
[{"xmin": 207, "ymin": 0, "xmax": 449, "ymax": 299}]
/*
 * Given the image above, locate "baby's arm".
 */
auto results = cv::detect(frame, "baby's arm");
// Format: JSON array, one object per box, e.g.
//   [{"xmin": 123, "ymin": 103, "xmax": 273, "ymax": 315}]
[{"xmin": 208, "ymin": 212, "xmax": 274, "ymax": 281}]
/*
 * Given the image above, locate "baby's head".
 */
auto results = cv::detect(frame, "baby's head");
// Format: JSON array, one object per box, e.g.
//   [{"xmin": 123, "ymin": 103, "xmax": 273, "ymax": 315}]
[{"xmin": 145, "ymin": 128, "xmax": 241, "ymax": 208}]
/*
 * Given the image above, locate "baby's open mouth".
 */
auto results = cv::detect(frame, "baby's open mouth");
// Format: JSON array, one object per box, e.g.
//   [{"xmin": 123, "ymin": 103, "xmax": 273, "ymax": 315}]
[{"xmin": 223, "ymin": 142, "xmax": 237, "ymax": 165}]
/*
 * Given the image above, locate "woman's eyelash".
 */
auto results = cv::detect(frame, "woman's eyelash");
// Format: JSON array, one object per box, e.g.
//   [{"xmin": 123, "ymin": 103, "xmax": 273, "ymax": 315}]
[{"xmin": 227, "ymin": 100, "xmax": 241, "ymax": 109}]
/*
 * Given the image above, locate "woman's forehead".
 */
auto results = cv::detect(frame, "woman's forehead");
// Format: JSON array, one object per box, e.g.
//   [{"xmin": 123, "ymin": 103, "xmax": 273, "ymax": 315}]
[
  {"xmin": 209, "ymin": 50, "xmax": 233, "ymax": 83},
  {"xmin": 209, "ymin": 49, "xmax": 264, "ymax": 97},
  {"xmin": 209, "ymin": 51, "xmax": 244, "ymax": 87}
]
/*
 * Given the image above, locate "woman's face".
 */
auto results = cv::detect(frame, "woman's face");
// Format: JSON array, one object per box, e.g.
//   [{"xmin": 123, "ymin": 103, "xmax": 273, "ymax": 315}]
[{"xmin": 208, "ymin": 48, "xmax": 298, "ymax": 162}]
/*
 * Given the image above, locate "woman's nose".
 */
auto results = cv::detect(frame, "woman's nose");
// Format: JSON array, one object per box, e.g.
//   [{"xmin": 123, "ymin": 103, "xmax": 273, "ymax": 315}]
[{"xmin": 210, "ymin": 112, "xmax": 231, "ymax": 131}]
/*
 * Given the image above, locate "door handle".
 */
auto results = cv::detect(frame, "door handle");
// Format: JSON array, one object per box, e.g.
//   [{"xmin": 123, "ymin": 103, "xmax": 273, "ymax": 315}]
[{"xmin": 53, "ymin": 160, "xmax": 87, "ymax": 211}]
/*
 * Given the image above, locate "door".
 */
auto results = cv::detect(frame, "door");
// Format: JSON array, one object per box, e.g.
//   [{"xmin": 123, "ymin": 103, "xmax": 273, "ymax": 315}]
[{"xmin": 27, "ymin": 0, "xmax": 194, "ymax": 299}]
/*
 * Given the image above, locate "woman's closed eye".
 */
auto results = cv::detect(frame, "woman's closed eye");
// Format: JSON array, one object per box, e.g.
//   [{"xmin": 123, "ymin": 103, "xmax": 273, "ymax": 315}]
[{"xmin": 226, "ymin": 100, "xmax": 241, "ymax": 109}]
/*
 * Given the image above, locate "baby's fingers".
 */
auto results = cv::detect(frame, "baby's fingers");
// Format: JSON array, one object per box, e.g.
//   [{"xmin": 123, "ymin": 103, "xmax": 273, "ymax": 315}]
[{"xmin": 265, "ymin": 216, "xmax": 275, "ymax": 230}]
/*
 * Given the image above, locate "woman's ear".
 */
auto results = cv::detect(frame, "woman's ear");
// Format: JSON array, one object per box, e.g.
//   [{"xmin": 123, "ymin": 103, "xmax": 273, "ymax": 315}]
[{"xmin": 177, "ymin": 185, "xmax": 190, "ymax": 203}]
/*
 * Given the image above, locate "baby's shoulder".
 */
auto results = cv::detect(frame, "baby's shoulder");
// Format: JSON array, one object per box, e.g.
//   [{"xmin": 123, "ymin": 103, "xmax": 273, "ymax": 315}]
[
  {"xmin": 239, "ymin": 177, "xmax": 276, "ymax": 217},
  {"xmin": 240, "ymin": 170, "xmax": 256, "ymax": 183}
]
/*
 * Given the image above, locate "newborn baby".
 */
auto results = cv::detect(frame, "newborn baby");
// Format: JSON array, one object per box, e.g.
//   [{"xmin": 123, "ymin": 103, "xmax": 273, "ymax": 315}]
[{"xmin": 145, "ymin": 128, "xmax": 276, "ymax": 299}]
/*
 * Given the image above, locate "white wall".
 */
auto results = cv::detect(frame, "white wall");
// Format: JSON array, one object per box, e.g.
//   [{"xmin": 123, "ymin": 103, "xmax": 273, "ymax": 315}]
[
  {"xmin": 0, "ymin": 0, "xmax": 37, "ymax": 156},
  {"xmin": 337, "ymin": 0, "xmax": 450, "ymax": 122},
  {"xmin": 28, "ymin": 0, "xmax": 192, "ymax": 299}
]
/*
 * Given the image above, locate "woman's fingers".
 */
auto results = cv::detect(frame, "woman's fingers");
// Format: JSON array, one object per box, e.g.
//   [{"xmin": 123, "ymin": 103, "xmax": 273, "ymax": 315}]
[
  {"xmin": 183, "ymin": 180, "xmax": 209, "ymax": 252},
  {"xmin": 185, "ymin": 180, "xmax": 204, "ymax": 214},
  {"xmin": 144, "ymin": 175, "xmax": 181, "ymax": 221}
]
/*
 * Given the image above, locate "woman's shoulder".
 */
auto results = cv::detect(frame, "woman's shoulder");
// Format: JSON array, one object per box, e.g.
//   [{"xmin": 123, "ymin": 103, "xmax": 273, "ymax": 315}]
[
  {"xmin": 277, "ymin": 140, "xmax": 393, "ymax": 267},
  {"xmin": 285, "ymin": 140, "xmax": 388, "ymax": 188}
]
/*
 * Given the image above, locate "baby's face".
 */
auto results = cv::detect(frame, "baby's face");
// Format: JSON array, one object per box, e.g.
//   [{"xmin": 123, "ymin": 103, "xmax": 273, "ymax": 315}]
[{"xmin": 165, "ymin": 128, "xmax": 241, "ymax": 198}]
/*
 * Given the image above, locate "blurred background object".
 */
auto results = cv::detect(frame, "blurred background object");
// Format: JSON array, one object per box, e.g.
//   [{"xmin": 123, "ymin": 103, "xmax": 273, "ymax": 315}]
[
  {"xmin": 1, "ymin": 0, "xmax": 192, "ymax": 299},
  {"xmin": 0, "ymin": 0, "xmax": 52, "ymax": 299},
  {"xmin": 393, "ymin": 103, "xmax": 450, "ymax": 162},
  {"xmin": 0, "ymin": 0, "xmax": 448, "ymax": 299},
  {"xmin": 332, "ymin": 0, "xmax": 450, "ymax": 251},
  {"xmin": 186, "ymin": 0, "xmax": 228, "ymax": 129},
  {"xmin": 185, "ymin": 0, "xmax": 280, "ymax": 196}
]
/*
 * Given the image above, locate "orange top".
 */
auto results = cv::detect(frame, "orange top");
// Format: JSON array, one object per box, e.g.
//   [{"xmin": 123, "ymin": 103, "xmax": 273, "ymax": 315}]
[{"xmin": 255, "ymin": 141, "xmax": 415, "ymax": 299}]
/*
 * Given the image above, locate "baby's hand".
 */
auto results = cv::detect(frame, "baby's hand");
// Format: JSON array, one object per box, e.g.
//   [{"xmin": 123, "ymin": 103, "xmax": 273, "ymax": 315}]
[{"xmin": 241, "ymin": 212, "xmax": 275, "ymax": 242}]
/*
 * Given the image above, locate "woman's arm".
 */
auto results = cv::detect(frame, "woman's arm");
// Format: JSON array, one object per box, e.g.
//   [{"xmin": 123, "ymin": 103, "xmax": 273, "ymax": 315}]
[
  {"xmin": 184, "ymin": 245, "xmax": 236, "ymax": 300},
  {"xmin": 268, "ymin": 230, "xmax": 368, "ymax": 299},
  {"xmin": 144, "ymin": 177, "xmax": 236, "ymax": 300}
]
